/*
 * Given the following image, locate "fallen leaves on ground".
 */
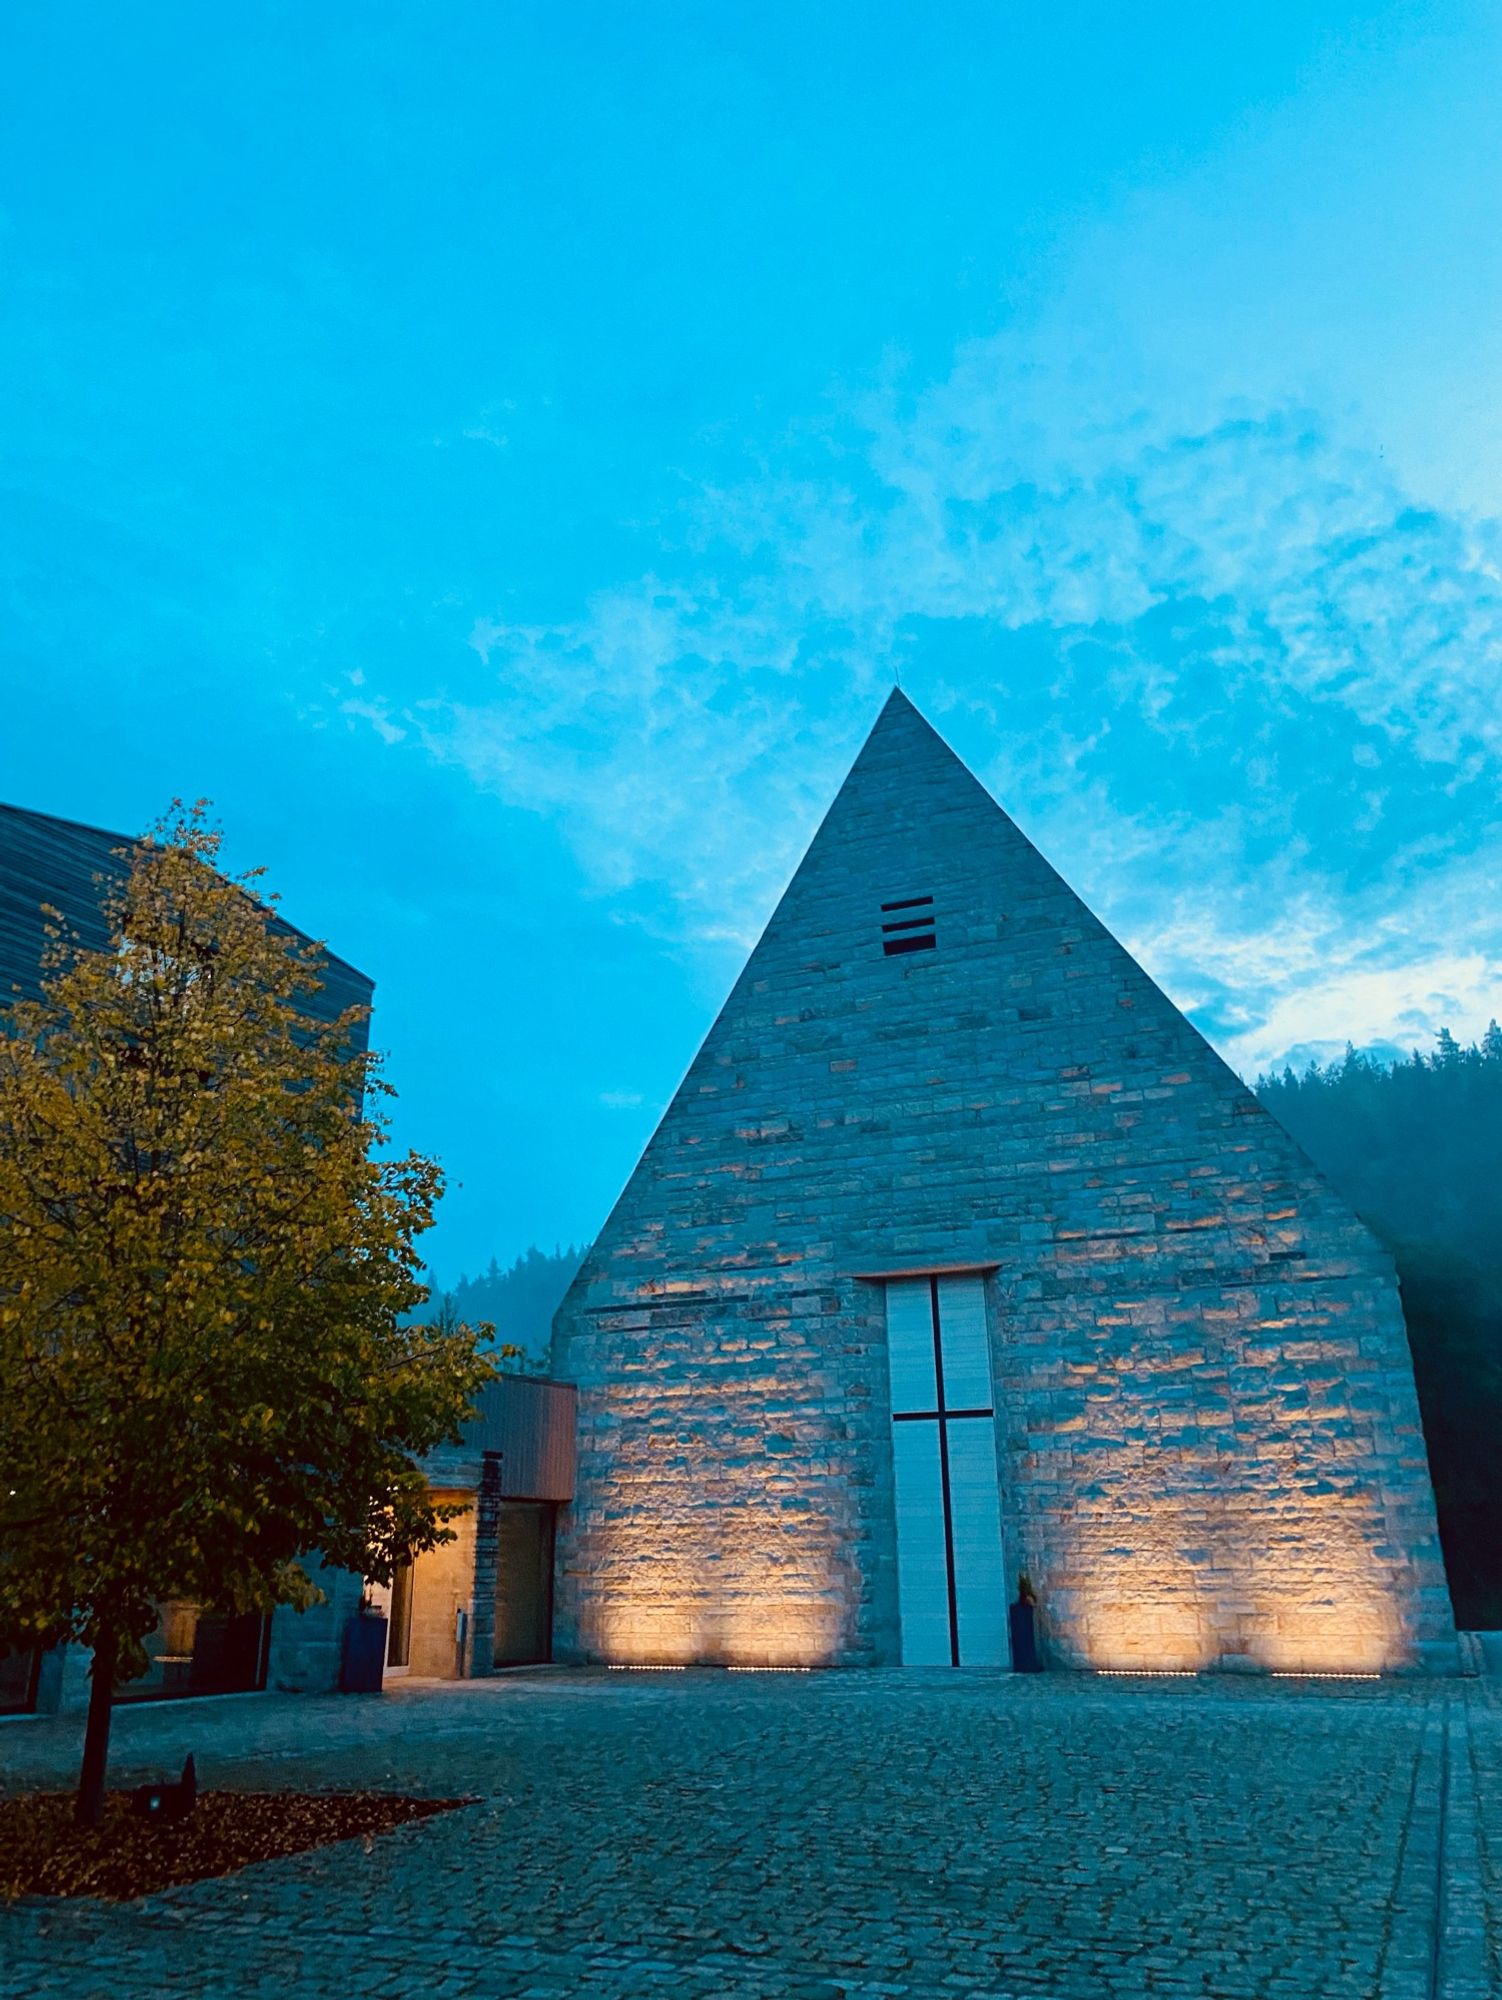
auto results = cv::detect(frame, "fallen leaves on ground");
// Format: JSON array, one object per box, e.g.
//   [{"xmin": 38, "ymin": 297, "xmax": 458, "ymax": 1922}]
[{"xmin": 0, "ymin": 1789, "xmax": 468, "ymax": 1901}]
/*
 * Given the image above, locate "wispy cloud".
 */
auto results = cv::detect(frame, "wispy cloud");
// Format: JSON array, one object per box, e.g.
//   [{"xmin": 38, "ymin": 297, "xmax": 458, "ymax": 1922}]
[
  {"xmin": 350, "ymin": 338, "xmax": 1502, "ymax": 1074},
  {"xmin": 340, "ymin": 694, "xmax": 407, "ymax": 747}
]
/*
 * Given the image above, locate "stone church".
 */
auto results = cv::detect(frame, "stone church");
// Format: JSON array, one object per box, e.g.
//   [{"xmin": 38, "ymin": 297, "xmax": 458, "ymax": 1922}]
[{"xmin": 552, "ymin": 691, "xmax": 1457, "ymax": 1675}]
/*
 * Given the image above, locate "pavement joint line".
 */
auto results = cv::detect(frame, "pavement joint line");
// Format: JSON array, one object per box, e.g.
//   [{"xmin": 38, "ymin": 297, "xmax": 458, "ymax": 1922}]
[
  {"xmin": 1372, "ymin": 1705, "xmax": 1434, "ymax": 2000},
  {"xmin": 1467, "ymin": 1690, "xmax": 1502, "ymax": 1995},
  {"xmin": 1428, "ymin": 1693, "xmax": 1451, "ymax": 2000},
  {"xmin": 1431, "ymin": 1693, "xmax": 1494, "ymax": 2000}
]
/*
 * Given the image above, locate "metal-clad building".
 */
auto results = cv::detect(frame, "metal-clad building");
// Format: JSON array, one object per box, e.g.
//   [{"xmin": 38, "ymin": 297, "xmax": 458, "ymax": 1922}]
[
  {"xmin": 0, "ymin": 802, "xmax": 379, "ymax": 1714},
  {"xmin": 1, "ymin": 799, "xmax": 578, "ymax": 1712},
  {"xmin": 0, "ymin": 801, "xmax": 373, "ymax": 1032},
  {"xmin": 425, "ymin": 1376, "xmax": 579, "ymax": 1500}
]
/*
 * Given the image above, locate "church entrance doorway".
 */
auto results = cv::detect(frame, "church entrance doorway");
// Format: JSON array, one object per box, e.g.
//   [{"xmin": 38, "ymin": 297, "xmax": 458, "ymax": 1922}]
[{"xmin": 885, "ymin": 1274, "xmax": 1008, "ymax": 1666}]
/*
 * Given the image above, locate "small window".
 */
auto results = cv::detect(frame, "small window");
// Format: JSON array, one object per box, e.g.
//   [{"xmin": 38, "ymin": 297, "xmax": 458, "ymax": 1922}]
[
  {"xmin": 881, "ymin": 896, "xmax": 936, "ymax": 956},
  {"xmin": 0, "ymin": 1645, "xmax": 41, "ymax": 1716}
]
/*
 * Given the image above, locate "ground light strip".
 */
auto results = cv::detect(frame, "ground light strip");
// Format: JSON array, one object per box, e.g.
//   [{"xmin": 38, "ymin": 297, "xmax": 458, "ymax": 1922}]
[
  {"xmin": 1270, "ymin": 1671, "xmax": 1382, "ymax": 1680},
  {"xmin": 607, "ymin": 1664, "xmax": 1382, "ymax": 1678},
  {"xmin": 1097, "ymin": 1669, "xmax": 1384, "ymax": 1680},
  {"xmin": 605, "ymin": 1664, "xmax": 814, "ymax": 1673}
]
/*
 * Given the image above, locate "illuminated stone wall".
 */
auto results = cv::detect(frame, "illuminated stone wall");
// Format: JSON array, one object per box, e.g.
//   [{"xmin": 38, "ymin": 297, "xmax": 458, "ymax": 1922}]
[
  {"xmin": 405, "ymin": 1489, "xmax": 480, "ymax": 1679},
  {"xmin": 553, "ymin": 691, "xmax": 1457, "ymax": 1674}
]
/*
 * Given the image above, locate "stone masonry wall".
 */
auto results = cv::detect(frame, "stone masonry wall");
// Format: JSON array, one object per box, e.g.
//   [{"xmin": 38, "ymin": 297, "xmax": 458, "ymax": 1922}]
[
  {"xmin": 552, "ymin": 691, "xmax": 1457, "ymax": 1674},
  {"xmin": 266, "ymin": 1562, "xmax": 366, "ymax": 1693},
  {"xmin": 30, "ymin": 1561, "xmax": 368, "ymax": 1715}
]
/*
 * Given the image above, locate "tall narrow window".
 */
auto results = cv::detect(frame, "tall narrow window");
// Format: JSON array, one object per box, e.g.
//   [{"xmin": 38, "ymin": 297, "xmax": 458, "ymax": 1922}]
[
  {"xmin": 386, "ymin": 1560, "xmax": 414, "ymax": 1670},
  {"xmin": 885, "ymin": 1275, "xmax": 1007, "ymax": 1666}
]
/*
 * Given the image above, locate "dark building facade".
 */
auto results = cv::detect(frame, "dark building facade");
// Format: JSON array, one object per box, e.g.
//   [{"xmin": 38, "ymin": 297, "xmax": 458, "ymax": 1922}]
[
  {"xmin": 2, "ymin": 799, "xmax": 579, "ymax": 1710},
  {"xmin": 0, "ymin": 801, "xmax": 373, "ymax": 1028},
  {"xmin": 552, "ymin": 692, "xmax": 1458, "ymax": 1675},
  {"xmin": 0, "ymin": 802, "xmax": 376, "ymax": 1713}
]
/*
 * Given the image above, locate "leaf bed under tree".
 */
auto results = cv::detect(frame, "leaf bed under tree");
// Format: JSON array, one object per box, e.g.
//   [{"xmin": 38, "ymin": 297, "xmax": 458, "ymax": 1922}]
[{"xmin": 0, "ymin": 1788, "xmax": 470, "ymax": 1901}]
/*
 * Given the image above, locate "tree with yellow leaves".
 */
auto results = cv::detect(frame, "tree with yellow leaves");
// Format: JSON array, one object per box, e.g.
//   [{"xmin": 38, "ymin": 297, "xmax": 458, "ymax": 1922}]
[{"xmin": 0, "ymin": 804, "xmax": 493, "ymax": 1823}]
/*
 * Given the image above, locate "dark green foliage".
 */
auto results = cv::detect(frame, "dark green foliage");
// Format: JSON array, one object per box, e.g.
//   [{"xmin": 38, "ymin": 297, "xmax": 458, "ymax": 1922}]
[
  {"xmin": 1258, "ymin": 1026, "xmax": 1502, "ymax": 1628},
  {"xmin": 428, "ymin": 1244, "xmax": 584, "ymax": 1372}
]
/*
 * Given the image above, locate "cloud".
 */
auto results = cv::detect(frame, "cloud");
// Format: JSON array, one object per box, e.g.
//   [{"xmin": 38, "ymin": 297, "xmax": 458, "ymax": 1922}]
[
  {"xmin": 349, "ymin": 337, "xmax": 1502, "ymax": 1071},
  {"xmin": 1126, "ymin": 871, "xmax": 1502, "ymax": 1079},
  {"xmin": 340, "ymin": 695, "xmax": 407, "ymax": 747}
]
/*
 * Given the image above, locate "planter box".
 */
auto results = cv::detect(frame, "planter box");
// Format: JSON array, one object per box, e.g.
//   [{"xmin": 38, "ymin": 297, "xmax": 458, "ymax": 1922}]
[
  {"xmin": 339, "ymin": 1612, "xmax": 389, "ymax": 1694},
  {"xmin": 1008, "ymin": 1599, "xmax": 1042, "ymax": 1673}
]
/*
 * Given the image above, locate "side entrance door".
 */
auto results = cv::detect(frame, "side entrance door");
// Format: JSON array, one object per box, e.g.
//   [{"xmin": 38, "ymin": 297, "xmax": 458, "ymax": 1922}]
[{"xmin": 493, "ymin": 1501, "xmax": 557, "ymax": 1667}]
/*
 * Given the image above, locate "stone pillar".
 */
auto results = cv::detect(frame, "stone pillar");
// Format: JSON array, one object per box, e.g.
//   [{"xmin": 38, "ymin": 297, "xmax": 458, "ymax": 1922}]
[{"xmin": 466, "ymin": 1452, "xmax": 504, "ymax": 1679}]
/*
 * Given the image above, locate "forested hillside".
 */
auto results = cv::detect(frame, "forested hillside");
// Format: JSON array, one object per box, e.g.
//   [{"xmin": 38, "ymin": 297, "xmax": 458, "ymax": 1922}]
[
  {"xmin": 427, "ymin": 1244, "xmax": 584, "ymax": 1370},
  {"xmin": 1258, "ymin": 1026, "xmax": 1502, "ymax": 1628}
]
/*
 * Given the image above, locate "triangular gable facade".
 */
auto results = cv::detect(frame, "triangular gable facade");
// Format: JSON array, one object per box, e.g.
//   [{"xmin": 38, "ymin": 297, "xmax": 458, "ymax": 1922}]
[{"xmin": 552, "ymin": 690, "xmax": 1456, "ymax": 1674}]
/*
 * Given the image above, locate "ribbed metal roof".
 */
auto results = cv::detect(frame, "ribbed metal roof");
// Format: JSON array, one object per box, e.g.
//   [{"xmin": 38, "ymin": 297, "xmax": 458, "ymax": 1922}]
[
  {"xmin": 424, "ymin": 1374, "xmax": 579, "ymax": 1501},
  {"xmin": 0, "ymin": 800, "xmax": 374, "ymax": 1035}
]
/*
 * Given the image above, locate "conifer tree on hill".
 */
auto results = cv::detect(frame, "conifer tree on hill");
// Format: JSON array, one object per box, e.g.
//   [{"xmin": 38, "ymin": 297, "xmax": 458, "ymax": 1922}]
[
  {"xmin": 0, "ymin": 804, "xmax": 493, "ymax": 1823},
  {"xmin": 1258, "ymin": 1025, "xmax": 1502, "ymax": 1628},
  {"xmin": 429, "ymin": 1243, "xmax": 584, "ymax": 1370}
]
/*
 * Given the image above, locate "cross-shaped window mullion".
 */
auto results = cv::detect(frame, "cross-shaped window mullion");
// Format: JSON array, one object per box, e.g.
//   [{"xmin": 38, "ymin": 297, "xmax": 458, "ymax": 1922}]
[
  {"xmin": 893, "ymin": 1407, "xmax": 993, "ymax": 1422},
  {"xmin": 886, "ymin": 1272, "xmax": 1004, "ymax": 1670}
]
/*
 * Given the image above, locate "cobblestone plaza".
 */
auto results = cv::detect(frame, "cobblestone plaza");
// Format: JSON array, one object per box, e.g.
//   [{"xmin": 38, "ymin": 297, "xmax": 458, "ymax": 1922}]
[{"xmin": 5, "ymin": 1669, "xmax": 1500, "ymax": 2000}]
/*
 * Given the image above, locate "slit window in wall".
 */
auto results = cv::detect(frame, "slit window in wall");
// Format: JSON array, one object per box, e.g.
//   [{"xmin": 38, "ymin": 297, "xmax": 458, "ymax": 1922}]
[
  {"xmin": 881, "ymin": 895, "xmax": 936, "ymax": 956},
  {"xmin": 885, "ymin": 1274, "xmax": 1007, "ymax": 1668}
]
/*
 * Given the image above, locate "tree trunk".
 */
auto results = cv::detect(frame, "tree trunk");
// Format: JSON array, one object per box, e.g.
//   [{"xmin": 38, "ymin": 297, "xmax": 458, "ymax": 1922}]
[{"xmin": 75, "ymin": 1627, "xmax": 117, "ymax": 1827}]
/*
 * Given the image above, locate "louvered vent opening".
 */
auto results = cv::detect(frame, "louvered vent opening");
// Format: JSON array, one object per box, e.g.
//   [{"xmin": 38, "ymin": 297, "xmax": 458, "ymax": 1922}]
[{"xmin": 881, "ymin": 895, "xmax": 936, "ymax": 956}]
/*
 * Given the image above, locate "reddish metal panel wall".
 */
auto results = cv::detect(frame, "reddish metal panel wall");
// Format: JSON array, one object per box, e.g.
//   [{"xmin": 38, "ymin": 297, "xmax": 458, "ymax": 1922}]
[{"xmin": 467, "ymin": 1376, "xmax": 578, "ymax": 1501}]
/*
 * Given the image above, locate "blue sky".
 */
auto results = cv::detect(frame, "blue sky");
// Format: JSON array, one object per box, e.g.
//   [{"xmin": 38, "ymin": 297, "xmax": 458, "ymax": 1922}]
[{"xmin": 2, "ymin": 4, "xmax": 1499, "ymax": 1281}]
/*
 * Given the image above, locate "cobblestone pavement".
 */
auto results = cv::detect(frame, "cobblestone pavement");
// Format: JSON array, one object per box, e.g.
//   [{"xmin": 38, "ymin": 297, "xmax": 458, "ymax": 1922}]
[{"xmin": 3, "ymin": 1670, "xmax": 1499, "ymax": 2000}]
